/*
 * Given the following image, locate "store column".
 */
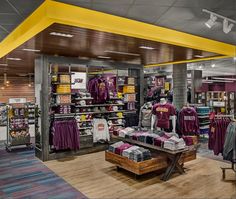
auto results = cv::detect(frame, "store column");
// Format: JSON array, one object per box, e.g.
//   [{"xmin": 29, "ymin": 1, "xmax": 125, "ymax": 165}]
[
  {"xmin": 173, "ymin": 63, "xmax": 187, "ymax": 110},
  {"xmin": 191, "ymin": 70, "xmax": 202, "ymax": 103}
]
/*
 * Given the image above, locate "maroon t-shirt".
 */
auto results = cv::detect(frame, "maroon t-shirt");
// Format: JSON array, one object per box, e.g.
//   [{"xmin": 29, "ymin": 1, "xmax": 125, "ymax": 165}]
[
  {"xmin": 179, "ymin": 107, "xmax": 199, "ymax": 135},
  {"xmin": 152, "ymin": 103, "xmax": 176, "ymax": 129}
]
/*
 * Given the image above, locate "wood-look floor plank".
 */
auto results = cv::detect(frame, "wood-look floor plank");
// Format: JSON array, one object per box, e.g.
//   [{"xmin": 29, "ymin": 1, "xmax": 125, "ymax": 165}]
[{"xmin": 45, "ymin": 151, "xmax": 236, "ymax": 199}]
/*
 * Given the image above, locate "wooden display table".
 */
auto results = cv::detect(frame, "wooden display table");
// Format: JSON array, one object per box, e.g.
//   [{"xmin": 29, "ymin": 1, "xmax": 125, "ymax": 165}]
[
  {"xmin": 109, "ymin": 136, "xmax": 197, "ymax": 181},
  {"xmin": 105, "ymin": 151, "xmax": 168, "ymax": 176}
]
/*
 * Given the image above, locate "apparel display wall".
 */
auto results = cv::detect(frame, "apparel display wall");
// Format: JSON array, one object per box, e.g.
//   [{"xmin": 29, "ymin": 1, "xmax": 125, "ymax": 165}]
[{"xmin": 34, "ymin": 55, "xmax": 143, "ymax": 161}]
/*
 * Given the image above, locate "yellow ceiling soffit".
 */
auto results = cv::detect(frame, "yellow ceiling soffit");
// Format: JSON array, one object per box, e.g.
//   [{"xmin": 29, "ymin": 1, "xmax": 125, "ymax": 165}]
[
  {"xmin": 144, "ymin": 55, "xmax": 230, "ymax": 68},
  {"xmin": 0, "ymin": 0, "xmax": 235, "ymax": 60},
  {"xmin": 0, "ymin": 2, "xmax": 54, "ymax": 58}
]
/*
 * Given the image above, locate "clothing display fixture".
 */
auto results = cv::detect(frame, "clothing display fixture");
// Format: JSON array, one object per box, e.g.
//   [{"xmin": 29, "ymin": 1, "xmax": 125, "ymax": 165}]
[
  {"xmin": 51, "ymin": 119, "xmax": 80, "ymax": 150},
  {"xmin": 179, "ymin": 106, "xmax": 199, "ymax": 135},
  {"xmin": 208, "ymin": 116, "xmax": 231, "ymax": 155},
  {"xmin": 138, "ymin": 102, "xmax": 153, "ymax": 128},
  {"xmin": 92, "ymin": 118, "xmax": 110, "ymax": 142},
  {"xmin": 223, "ymin": 121, "xmax": 236, "ymax": 161},
  {"xmin": 88, "ymin": 76, "xmax": 110, "ymax": 104},
  {"xmin": 151, "ymin": 98, "xmax": 176, "ymax": 132}
]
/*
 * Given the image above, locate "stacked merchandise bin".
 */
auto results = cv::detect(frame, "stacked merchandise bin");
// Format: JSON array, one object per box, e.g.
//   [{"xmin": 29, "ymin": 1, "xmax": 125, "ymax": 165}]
[
  {"xmin": 5, "ymin": 105, "xmax": 31, "ymax": 151},
  {"xmin": 196, "ymin": 106, "xmax": 210, "ymax": 135},
  {"xmin": 0, "ymin": 103, "xmax": 7, "ymax": 126}
]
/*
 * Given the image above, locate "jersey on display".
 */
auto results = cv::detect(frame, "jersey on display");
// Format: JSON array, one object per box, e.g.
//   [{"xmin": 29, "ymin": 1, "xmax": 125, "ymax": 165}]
[
  {"xmin": 179, "ymin": 107, "xmax": 199, "ymax": 135},
  {"xmin": 88, "ymin": 77, "xmax": 110, "ymax": 104},
  {"xmin": 92, "ymin": 118, "xmax": 110, "ymax": 142},
  {"xmin": 152, "ymin": 103, "xmax": 176, "ymax": 129}
]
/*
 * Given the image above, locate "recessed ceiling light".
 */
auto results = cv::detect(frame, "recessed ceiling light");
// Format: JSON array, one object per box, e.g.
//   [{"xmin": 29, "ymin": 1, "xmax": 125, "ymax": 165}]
[
  {"xmin": 233, "ymin": 57, "xmax": 236, "ymax": 61},
  {"xmin": 97, "ymin": 56, "xmax": 111, "ymax": 59},
  {"xmin": 7, "ymin": 57, "xmax": 21, "ymax": 61},
  {"xmin": 0, "ymin": 63, "xmax": 7, "ymax": 66},
  {"xmin": 194, "ymin": 55, "xmax": 204, "ymax": 58},
  {"xmin": 212, "ymin": 77, "xmax": 236, "ymax": 81},
  {"xmin": 203, "ymin": 79, "xmax": 233, "ymax": 83},
  {"xmin": 139, "ymin": 46, "xmax": 155, "ymax": 50},
  {"xmin": 211, "ymin": 64, "xmax": 215, "ymax": 67},
  {"xmin": 104, "ymin": 50, "xmax": 140, "ymax": 57},
  {"xmin": 22, "ymin": 48, "xmax": 40, "ymax": 52},
  {"xmin": 50, "ymin": 32, "xmax": 74, "ymax": 38}
]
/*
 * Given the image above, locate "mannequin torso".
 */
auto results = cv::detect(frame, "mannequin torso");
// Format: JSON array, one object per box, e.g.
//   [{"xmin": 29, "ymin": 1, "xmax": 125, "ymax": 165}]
[{"xmin": 151, "ymin": 98, "xmax": 176, "ymax": 132}]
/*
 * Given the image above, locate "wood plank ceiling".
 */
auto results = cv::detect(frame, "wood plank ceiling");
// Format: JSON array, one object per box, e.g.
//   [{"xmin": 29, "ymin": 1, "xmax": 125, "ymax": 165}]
[{"xmin": 0, "ymin": 23, "xmax": 221, "ymax": 76}]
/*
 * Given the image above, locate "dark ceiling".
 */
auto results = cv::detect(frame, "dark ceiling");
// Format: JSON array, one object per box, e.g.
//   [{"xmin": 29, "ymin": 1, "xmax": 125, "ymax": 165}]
[
  {"xmin": 0, "ymin": 0, "xmax": 236, "ymax": 45},
  {"xmin": 0, "ymin": 23, "xmax": 221, "ymax": 76}
]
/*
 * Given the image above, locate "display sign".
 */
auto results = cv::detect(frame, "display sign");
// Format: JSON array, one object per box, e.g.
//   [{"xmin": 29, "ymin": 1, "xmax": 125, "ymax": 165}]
[
  {"xmin": 213, "ymin": 101, "xmax": 225, "ymax": 107},
  {"xmin": 9, "ymin": 98, "xmax": 26, "ymax": 104},
  {"xmin": 155, "ymin": 77, "xmax": 164, "ymax": 87},
  {"xmin": 71, "ymin": 72, "xmax": 86, "ymax": 89},
  {"xmin": 117, "ymin": 70, "xmax": 129, "ymax": 77},
  {"xmin": 165, "ymin": 82, "xmax": 170, "ymax": 91}
]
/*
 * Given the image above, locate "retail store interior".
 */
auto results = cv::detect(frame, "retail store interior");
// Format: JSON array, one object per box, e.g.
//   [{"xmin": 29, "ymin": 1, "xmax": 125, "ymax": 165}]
[{"xmin": 0, "ymin": 0, "xmax": 235, "ymax": 198}]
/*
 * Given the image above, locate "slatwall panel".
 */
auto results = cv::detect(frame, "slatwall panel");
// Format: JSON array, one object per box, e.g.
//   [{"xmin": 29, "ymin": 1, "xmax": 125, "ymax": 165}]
[{"xmin": 0, "ymin": 77, "xmax": 35, "ymax": 103}]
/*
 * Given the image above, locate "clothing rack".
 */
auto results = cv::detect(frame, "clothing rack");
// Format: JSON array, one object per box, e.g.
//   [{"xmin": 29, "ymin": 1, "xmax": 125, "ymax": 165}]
[{"xmin": 214, "ymin": 114, "xmax": 234, "ymax": 119}]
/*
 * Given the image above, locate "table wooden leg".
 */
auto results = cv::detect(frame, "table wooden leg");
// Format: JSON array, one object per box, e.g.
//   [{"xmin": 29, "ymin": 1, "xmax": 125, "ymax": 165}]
[{"xmin": 161, "ymin": 153, "xmax": 183, "ymax": 181}]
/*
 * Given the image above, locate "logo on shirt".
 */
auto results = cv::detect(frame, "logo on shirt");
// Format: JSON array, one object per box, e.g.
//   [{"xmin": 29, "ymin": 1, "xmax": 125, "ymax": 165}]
[
  {"xmin": 156, "ymin": 107, "xmax": 168, "ymax": 113},
  {"xmin": 98, "ymin": 123, "xmax": 105, "ymax": 131},
  {"xmin": 98, "ymin": 82, "xmax": 106, "ymax": 91},
  {"xmin": 184, "ymin": 116, "xmax": 196, "ymax": 121}
]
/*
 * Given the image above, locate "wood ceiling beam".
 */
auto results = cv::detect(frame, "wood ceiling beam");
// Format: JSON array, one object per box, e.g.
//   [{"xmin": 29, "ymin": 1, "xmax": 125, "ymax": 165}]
[{"xmin": 0, "ymin": 0, "xmax": 235, "ymax": 64}]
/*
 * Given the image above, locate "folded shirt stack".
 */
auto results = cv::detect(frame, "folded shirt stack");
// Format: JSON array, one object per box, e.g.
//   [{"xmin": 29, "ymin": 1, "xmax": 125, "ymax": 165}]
[
  {"xmin": 131, "ymin": 132, "xmax": 144, "ymax": 140},
  {"xmin": 108, "ymin": 141, "xmax": 124, "ymax": 153},
  {"xmin": 145, "ymin": 133, "xmax": 160, "ymax": 145},
  {"xmin": 163, "ymin": 136, "xmax": 186, "ymax": 150},
  {"xmin": 118, "ymin": 127, "xmax": 135, "ymax": 138},
  {"xmin": 122, "ymin": 145, "xmax": 140, "ymax": 159},
  {"xmin": 154, "ymin": 136, "xmax": 169, "ymax": 147},
  {"xmin": 125, "ymin": 147, "xmax": 152, "ymax": 162},
  {"xmin": 137, "ymin": 132, "xmax": 150, "ymax": 143},
  {"xmin": 115, "ymin": 143, "xmax": 133, "ymax": 155},
  {"xmin": 182, "ymin": 136, "xmax": 194, "ymax": 146}
]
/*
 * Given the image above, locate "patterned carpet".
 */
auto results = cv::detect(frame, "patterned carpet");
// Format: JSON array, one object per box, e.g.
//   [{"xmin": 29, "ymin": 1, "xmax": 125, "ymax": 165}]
[{"xmin": 0, "ymin": 148, "xmax": 87, "ymax": 199}]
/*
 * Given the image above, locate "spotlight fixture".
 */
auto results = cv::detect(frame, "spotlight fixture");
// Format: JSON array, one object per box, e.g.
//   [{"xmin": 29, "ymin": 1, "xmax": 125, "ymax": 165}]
[
  {"xmin": 223, "ymin": 18, "xmax": 234, "ymax": 34},
  {"xmin": 211, "ymin": 64, "xmax": 215, "ymax": 68},
  {"xmin": 203, "ymin": 9, "xmax": 236, "ymax": 34},
  {"xmin": 205, "ymin": 13, "xmax": 217, "ymax": 28}
]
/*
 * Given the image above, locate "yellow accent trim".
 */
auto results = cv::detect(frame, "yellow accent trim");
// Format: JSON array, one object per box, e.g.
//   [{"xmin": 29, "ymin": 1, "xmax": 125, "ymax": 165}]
[
  {"xmin": 144, "ymin": 55, "xmax": 230, "ymax": 68},
  {"xmin": 0, "ymin": 0, "xmax": 235, "ymax": 61},
  {"xmin": 0, "ymin": 2, "xmax": 53, "ymax": 58}
]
